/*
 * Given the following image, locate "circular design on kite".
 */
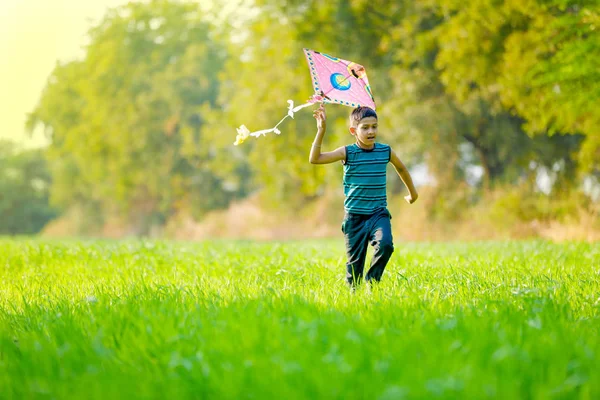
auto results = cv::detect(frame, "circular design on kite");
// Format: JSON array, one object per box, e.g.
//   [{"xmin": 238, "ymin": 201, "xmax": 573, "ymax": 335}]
[{"xmin": 330, "ymin": 73, "xmax": 351, "ymax": 91}]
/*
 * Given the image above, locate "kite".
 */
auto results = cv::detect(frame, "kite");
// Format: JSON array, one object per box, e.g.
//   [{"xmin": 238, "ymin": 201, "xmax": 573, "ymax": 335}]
[{"xmin": 234, "ymin": 48, "xmax": 376, "ymax": 145}]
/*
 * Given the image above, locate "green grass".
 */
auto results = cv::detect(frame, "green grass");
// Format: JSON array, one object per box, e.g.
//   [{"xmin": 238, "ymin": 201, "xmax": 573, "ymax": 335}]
[{"xmin": 1, "ymin": 239, "xmax": 599, "ymax": 399}]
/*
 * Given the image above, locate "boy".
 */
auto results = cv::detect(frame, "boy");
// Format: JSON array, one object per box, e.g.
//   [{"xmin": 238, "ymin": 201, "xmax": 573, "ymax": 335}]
[{"xmin": 309, "ymin": 104, "xmax": 418, "ymax": 287}]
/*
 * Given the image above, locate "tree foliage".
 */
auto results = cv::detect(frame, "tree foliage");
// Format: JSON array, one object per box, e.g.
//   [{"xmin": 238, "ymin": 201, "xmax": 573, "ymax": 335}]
[
  {"xmin": 0, "ymin": 141, "xmax": 58, "ymax": 234},
  {"xmin": 23, "ymin": 0, "xmax": 599, "ymax": 234},
  {"xmin": 28, "ymin": 0, "xmax": 232, "ymax": 234},
  {"xmin": 430, "ymin": 0, "xmax": 600, "ymax": 171}
]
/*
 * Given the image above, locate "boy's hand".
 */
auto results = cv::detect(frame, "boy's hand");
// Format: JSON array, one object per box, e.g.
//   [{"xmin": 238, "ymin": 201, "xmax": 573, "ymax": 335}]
[
  {"xmin": 404, "ymin": 193, "xmax": 418, "ymax": 204},
  {"xmin": 313, "ymin": 103, "xmax": 326, "ymax": 130}
]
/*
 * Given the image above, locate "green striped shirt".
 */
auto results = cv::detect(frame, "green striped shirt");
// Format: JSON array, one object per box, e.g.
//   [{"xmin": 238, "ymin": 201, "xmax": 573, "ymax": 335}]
[{"xmin": 343, "ymin": 143, "xmax": 391, "ymax": 215}]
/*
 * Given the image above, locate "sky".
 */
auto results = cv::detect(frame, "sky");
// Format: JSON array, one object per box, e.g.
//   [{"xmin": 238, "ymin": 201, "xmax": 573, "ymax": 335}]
[{"xmin": 0, "ymin": 0, "xmax": 131, "ymax": 148}]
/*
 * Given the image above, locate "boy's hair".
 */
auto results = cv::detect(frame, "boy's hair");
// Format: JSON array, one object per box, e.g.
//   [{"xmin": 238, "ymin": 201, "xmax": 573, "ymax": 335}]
[{"xmin": 349, "ymin": 106, "xmax": 378, "ymax": 127}]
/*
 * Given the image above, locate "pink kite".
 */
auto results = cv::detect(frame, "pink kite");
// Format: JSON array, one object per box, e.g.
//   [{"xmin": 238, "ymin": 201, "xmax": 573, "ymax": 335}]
[{"xmin": 234, "ymin": 48, "xmax": 376, "ymax": 145}]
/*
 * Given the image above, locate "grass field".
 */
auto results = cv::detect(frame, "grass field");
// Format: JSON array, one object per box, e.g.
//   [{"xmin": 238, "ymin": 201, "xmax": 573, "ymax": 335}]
[{"xmin": 1, "ymin": 239, "xmax": 599, "ymax": 399}]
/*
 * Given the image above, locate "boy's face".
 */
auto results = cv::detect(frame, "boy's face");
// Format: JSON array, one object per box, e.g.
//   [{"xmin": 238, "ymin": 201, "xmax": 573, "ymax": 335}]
[{"xmin": 350, "ymin": 116, "xmax": 378, "ymax": 147}]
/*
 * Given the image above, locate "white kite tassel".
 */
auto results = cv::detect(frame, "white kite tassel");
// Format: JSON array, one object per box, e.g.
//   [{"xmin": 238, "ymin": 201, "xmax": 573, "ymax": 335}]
[{"xmin": 234, "ymin": 125, "xmax": 251, "ymax": 146}]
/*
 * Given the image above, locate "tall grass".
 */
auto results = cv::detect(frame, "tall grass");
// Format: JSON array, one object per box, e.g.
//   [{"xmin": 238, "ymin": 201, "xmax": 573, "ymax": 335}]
[{"xmin": 1, "ymin": 239, "xmax": 599, "ymax": 399}]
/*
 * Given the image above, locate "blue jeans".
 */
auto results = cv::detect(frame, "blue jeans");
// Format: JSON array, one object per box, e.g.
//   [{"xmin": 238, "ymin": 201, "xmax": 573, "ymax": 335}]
[{"xmin": 341, "ymin": 208, "xmax": 394, "ymax": 286}]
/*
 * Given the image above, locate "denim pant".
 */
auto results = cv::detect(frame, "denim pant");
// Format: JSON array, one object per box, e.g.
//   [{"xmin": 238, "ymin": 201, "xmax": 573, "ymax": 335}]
[{"xmin": 341, "ymin": 208, "xmax": 394, "ymax": 286}]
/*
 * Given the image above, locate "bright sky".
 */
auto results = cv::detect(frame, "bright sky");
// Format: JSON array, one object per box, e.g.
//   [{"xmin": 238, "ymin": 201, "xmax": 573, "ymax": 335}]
[{"xmin": 0, "ymin": 0, "xmax": 131, "ymax": 148}]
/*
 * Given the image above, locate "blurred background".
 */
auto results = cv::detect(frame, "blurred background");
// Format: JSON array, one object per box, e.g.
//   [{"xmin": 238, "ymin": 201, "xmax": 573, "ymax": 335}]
[{"xmin": 1, "ymin": 0, "xmax": 599, "ymax": 241}]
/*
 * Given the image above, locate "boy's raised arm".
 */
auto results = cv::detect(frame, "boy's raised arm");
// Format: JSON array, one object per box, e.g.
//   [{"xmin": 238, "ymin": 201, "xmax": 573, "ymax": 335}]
[
  {"xmin": 309, "ymin": 104, "xmax": 346, "ymax": 164},
  {"xmin": 390, "ymin": 148, "xmax": 419, "ymax": 204}
]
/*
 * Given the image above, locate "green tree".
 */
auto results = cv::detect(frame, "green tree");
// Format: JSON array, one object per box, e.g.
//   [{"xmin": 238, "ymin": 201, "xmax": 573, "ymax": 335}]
[
  {"xmin": 0, "ymin": 141, "xmax": 58, "ymax": 234},
  {"xmin": 431, "ymin": 0, "xmax": 599, "ymax": 172},
  {"xmin": 28, "ymin": 0, "xmax": 232, "ymax": 234}
]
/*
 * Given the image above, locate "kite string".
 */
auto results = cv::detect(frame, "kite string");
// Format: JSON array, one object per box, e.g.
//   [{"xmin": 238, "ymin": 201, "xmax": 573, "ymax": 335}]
[
  {"xmin": 251, "ymin": 100, "xmax": 317, "ymax": 137},
  {"xmin": 234, "ymin": 98, "xmax": 321, "ymax": 145},
  {"xmin": 274, "ymin": 102, "xmax": 314, "ymax": 129}
]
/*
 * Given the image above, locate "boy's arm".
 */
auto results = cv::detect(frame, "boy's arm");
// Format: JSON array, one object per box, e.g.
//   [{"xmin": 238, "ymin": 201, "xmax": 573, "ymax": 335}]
[
  {"xmin": 390, "ymin": 148, "xmax": 419, "ymax": 204},
  {"xmin": 309, "ymin": 104, "xmax": 346, "ymax": 164},
  {"xmin": 309, "ymin": 143, "xmax": 346, "ymax": 164}
]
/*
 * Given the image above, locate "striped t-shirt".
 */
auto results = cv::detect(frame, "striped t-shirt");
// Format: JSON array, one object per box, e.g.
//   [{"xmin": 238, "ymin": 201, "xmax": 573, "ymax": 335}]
[{"xmin": 342, "ymin": 143, "xmax": 391, "ymax": 215}]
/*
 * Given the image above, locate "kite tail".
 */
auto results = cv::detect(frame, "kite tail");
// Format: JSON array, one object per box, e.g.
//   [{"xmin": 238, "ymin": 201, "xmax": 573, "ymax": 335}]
[{"xmin": 234, "ymin": 96, "xmax": 322, "ymax": 145}]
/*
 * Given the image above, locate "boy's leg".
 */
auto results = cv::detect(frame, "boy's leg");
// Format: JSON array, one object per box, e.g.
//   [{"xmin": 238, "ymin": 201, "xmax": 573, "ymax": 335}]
[
  {"xmin": 365, "ymin": 209, "xmax": 394, "ymax": 283},
  {"xmin": 342, "ymin": 214, "xmax": 369, "ymax": 287}
]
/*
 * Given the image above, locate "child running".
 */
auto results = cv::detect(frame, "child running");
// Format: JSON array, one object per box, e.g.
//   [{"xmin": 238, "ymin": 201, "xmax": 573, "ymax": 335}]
[{"xmin": 309, "ymin": 104, "xmax": 418, "ymax": 287}]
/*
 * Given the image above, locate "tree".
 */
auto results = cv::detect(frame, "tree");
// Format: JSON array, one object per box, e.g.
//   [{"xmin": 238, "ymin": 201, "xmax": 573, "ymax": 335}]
[
  {"xmin": 0, "ymin": 141, "xmax": 58, "ymax": 234},
  {"xmin": 28, "ymin": 0, "xmax": 232, "ymax": 234},
  {"xmin": 431, "ymin": 0, "xmax": 599, "ymax": 172}
]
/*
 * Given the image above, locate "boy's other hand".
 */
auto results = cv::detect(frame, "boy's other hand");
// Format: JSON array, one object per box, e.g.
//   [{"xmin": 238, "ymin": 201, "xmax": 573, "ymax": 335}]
[
  {"xmin": 313, "ymin": 103, "xmax": 326, "ymax": 130},
  {"xmin": 404, "ymin": 193, "xmax": 418, "ymax": 204}
]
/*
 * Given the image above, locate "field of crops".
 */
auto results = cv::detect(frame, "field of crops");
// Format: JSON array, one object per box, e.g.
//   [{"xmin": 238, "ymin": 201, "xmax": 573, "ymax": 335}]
[{"xmin": 1, "ymin": 239, "xmax": 599, "ymax": 399}]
